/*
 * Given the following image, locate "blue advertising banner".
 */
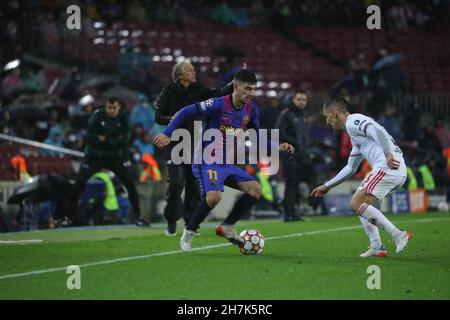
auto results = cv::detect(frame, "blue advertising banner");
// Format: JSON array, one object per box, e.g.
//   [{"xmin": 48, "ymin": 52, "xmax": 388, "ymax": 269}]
[{"xmin": 390, "ymin": 190, "xmax": 410, "ymax": 214}]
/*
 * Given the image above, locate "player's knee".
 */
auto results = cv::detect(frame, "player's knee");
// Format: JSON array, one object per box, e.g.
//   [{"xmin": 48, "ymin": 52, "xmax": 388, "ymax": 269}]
[
  {"xmin": 249, "ymin": 184, "xmax": 262, "ymax": 200},
  {"xmin": 350, "ymin": 198, "xmax": 363, "ymax": 214},
  {"xmin": 206, "ymin": 192, "xmax": 222, "ymax": 208}
]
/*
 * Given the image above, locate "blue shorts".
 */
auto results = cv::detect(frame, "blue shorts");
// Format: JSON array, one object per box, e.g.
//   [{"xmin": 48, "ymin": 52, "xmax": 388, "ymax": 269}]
[{"xmin": 192, "ymin": 164, "xmax": 256, "ymax": 196}]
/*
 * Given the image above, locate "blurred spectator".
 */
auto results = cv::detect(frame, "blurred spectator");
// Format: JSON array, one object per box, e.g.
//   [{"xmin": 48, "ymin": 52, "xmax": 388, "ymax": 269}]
[
  {"xmin": 60, "ymin": 68, "xmax": 83, "ymax": 102},
  {"xmin": 134, "ymin": 131, "xmax": 155, "ymax": 157},
  {"xmin": 376, "ymin": 101, "xmax": 404, "ymax": 144},
  {"xmin": 434, "ymin": 119, "xmax": 449, "ymax": 149},
  {"xmin": 348, "ymin": 50, "xmax": 369, "ymax": 94},
  {"xmin": 248, "ymin": 0, "xmax": 268, "ymax": 25},
  {"xmin": 371, "ymin": 48, "xmax": 406, "ymax": 96},
  {"xmin": 118, "ymin": 43, "xmax": 156, "ymax": 95},
  {"xmin": 412, "ymin": 3, "xmax": 431, "ymax": 30},
  {"xmin": 86, "ymin": 1, "xmax": 101, "ymax": 20},
  {"xmin": 63, "ymin": 127, "xmax": 85, "ymax": 152},
  {"xmin": 270, "ymin": 0, "xmax": 294, "ymax": 33},
  {"xmin": 101, "ymin": 0, "xmax": 123, "ymax": 27},
  {"xmin": 389, "ymin": 0, "xmax": 414, "ymax": 30},
  {"xmin": 418, "ymin": 122, "xmax": 448, "ymax": 188},
  {"xmin": 131, "ymin": 123, "xmax": 145, "ymax": 144},
  {"xmin": 130, "ymin": 94, "xmax": 155, "ymax": 132},
  {"xmin": 210, "ymin": 2, "xmax": 250, "ymax": 28},
  {"xmin": 39, "ymin": 12, "xmax": 60, "ymax": 59},
  {"xmin": 0, "ymin": 109, "xmax": 14, "ymax": 135},
  {"xmin": 260, "ymin": 97, "xmax": 282, "ymax": 129},
  {"xmin": 155, "ymin": 0, "xmax": 178, "ymax": 24},
  {"xmin": 365, "ymin": 85, "xmax": 391, "ymax": 118},
  {"xmin": 402, "ymin": 96, "xmax": 422, "ymax": 142},
  {"xmin": 118, "ymin": 42, "xmax": 135, "ymax": 87},
  {"xmin": 127, "ymin": 0, "xmax": 149, "ymax": 22},
  {"xmin": 1, "ymin": 66, "xmax": 25, "ymax": 95},
  {"xmin": 419, "ymin": 123, "xmax": 444, "ymax": 156},
  {"xmin": 42, "ymin": 125, "xmax": 64, "ymax": 157}
]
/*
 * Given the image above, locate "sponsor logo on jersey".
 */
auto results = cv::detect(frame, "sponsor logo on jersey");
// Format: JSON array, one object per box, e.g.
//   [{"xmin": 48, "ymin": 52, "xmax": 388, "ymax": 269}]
[{"xmin": 219, "ymin": 125, "xmax": 243, "ymax": 135}]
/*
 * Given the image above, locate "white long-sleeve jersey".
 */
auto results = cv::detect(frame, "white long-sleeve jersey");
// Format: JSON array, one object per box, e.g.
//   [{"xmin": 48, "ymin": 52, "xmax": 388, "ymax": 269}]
[{"xmin": 325, "ymin": 113, "xmax": 406, "ymax": 189}]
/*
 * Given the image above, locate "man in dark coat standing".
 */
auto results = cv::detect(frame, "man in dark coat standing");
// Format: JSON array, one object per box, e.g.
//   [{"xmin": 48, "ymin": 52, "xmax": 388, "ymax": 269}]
[{"xmin": 276, "ymin": 90, "xmax": 313, "ymax": 221}]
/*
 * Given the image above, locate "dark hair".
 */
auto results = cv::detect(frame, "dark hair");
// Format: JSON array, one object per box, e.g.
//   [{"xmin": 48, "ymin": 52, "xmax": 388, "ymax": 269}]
[
  {"xmin": 294, "ymin": 89, "xmax": 307, "ymax": 96},
  {"xmin": 107, "ymin": 96, "xmax": 121, "ymax": 106},
  {"xmin": 233, "ymin": 69, "xmax": 257, "ymax": 84},
  {"xmin": 323, "ymin": 97, "xmax": 351, "ymax": 113}
]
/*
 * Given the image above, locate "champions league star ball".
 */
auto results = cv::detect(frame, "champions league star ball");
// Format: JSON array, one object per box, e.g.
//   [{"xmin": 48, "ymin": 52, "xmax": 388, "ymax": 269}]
[{"xmin": 239, "ymin": 229, "xmax": 265, "ymax": 255}]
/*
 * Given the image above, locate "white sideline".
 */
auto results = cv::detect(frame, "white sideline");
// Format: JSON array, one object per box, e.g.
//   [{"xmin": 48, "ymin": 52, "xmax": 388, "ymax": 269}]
[
  {"xmin": 0, "ymin": 240, "xmax": 43, "ymax": 244},
  {"xmin": 0, "ymin": 216, "xmax": 449, "ymax": 281}
]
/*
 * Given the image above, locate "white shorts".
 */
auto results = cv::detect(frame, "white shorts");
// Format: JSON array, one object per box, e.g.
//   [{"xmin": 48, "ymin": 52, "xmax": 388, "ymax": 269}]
[{"xmin": 357, "ymin": 169, "xmax": 407, "ymax": 200}]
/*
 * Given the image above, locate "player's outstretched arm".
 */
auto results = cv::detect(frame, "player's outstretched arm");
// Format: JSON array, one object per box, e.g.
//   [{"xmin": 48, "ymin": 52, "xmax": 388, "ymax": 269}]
[
  {"xmin": 312, "ymin": 147, "xmax": 364, "ymax": 196},
  {"xmin": 311, "ymin": 185, "xmax": 330, "ymax": 198}
]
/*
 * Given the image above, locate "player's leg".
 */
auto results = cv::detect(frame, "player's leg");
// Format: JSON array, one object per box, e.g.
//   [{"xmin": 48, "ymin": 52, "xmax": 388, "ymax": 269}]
[
  {"xmin": 358, "ymin": 215, "xmax": 387, "ymax": 257},
  {"xmin": 180, "ymin": 164, "xmax": 225, "ymax": 251},
  {"xmin": 212, "ymin": 166, "xmax": 261, "ymax": 245},
  {"xmin": 351, "ymin": 170, "xmax": 411, "ymax": 254},
  {"xmin": 223, "ymin": 179, "xmax": 261, "ymax": 225},
  {"xmin": 180, "ymin": 190, "xmax": 222, "ymax": 252}
]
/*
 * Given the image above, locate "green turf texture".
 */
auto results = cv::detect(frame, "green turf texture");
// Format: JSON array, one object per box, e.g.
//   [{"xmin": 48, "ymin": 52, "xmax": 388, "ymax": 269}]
[{"xmin": 0, "ymin": 212, "xmax": 449, "ymax": 300}]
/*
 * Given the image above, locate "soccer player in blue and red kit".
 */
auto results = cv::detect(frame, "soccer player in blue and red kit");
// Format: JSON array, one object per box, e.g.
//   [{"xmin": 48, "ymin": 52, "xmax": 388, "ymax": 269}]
[{"xmin": 155, "ymin": 69, "xmax": 294, "ymax": 251}]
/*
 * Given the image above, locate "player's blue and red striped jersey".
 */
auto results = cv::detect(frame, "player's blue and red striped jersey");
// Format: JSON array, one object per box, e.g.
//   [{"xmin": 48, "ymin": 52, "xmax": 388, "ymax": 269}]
[{"xmin": 164, "ymin": 95, "xmax": 262, "ymax": 164}]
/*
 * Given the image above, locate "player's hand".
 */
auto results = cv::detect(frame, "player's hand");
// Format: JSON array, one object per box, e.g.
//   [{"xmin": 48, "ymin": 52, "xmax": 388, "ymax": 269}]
[
  {"xmin": 279, "ymin": 143, "xmax": 295, "ymax": 154},
  {"xmin": 310, "ymin": 185, "xmax": 329, "ymax": 198},
  {"xmin": 386, "ymin": 152, "xmax": 400, "ymax": 170},
  {"xmin": 98, "ymin": 135, "xmax": 106, "ymax": 142},
  {"xmin": 154, "ymin": 134, "xmax": 170, "ymax": 148}
]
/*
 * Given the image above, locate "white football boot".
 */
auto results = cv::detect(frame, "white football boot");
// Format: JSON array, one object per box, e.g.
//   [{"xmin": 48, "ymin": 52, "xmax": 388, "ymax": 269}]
[
  {"xmin": 394, "ymin": 231, "xmax": 412, "ymax": 254},
  {"xmin": 360, "ymin": 245, "xmax": 388, "ymax": 257},
  {"xmin": 180, "ymin": 228, "xmax": 197, "ymax": 252}
]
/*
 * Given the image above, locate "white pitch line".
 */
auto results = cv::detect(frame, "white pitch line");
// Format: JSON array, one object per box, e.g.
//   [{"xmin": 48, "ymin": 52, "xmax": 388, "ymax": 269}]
[
  {"xmin": 0, "ymin": 240, "xmax": 43, "ymax": 244},
  {"xmin": 0, "ymin": 216, "xmax": 449, "ymax": 281}
]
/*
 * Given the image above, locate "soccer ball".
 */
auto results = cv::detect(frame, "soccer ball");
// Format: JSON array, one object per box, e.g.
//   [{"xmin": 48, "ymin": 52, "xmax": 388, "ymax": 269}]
[
  {"xmin": 239, "ymin": 229, "xmax": 265, "ymax": 255},
  {"xmin": 437, "ymin": 202, "xmax": 449, "ymax": 212}
]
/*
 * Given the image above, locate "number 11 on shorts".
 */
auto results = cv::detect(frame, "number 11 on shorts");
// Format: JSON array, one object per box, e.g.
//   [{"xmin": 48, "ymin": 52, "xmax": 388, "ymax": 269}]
[{"xmin": 208, "ymin": 169, "xmax": 218, "ymax": 182}]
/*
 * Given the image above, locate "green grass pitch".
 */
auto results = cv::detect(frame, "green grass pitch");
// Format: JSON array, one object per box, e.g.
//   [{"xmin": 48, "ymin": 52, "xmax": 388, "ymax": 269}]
[{"xmin": 0, "ymin": 212, "xmax": 449, "ymax": 300}]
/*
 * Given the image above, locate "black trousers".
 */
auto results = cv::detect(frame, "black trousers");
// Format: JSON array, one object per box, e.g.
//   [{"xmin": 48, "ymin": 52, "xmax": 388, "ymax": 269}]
[
  {"xmin": 163, "ymin": 162, "xmax": 200, "ymax": 225},
  {"xmin": 68, "ymin": 157, "xmax": 141, "ymax": 223},
  {"xmin": 281, "ymin": 156, "xmax": 313, "ymax": 217}
]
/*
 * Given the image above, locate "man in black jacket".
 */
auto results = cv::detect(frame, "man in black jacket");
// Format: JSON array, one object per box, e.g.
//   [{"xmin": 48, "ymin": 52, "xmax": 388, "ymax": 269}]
[
  {"xmin": 155, "ymin": 60, "xmax": 232, "ymax": 236},
  {"xmin": 67, "ymin": 97, "xmax": 148, "ymax": 226},
  {"xmin": 276, "ymin": 90, "xmax": 312, "ymax": 221}
]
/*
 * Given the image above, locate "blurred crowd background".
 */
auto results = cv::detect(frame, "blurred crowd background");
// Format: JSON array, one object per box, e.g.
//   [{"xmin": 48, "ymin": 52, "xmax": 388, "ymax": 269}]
[{"xmin": 1, "ymin": 0, "xmax": 449, "ymax": 226}]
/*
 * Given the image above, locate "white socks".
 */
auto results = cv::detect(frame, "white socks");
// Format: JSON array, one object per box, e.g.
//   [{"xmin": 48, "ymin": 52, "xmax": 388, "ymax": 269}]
[
  {"xmin": 359, "ymin": 216, "xmax": 382, "ymax": 249},
  {"xmin": 357, "ymin": 203, "xmax": 401, "ymax": 239}
]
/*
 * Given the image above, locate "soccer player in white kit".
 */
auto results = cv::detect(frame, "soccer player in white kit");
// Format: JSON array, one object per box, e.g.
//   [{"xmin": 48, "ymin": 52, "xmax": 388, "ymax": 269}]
[{"xmin": 311, "ymin": 98, "xmax": 412, "ymax": 257}]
